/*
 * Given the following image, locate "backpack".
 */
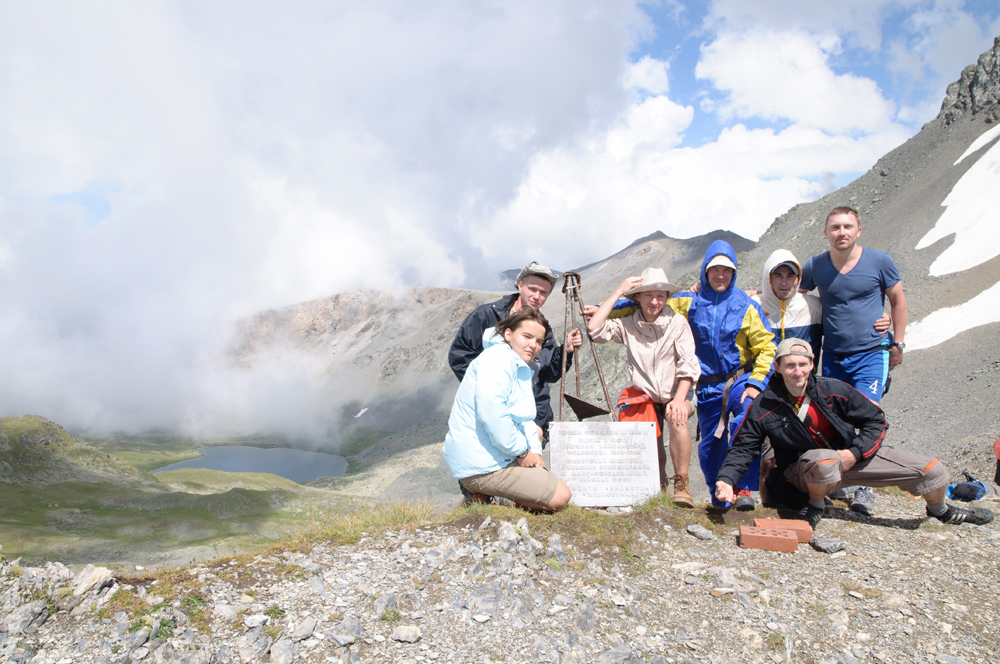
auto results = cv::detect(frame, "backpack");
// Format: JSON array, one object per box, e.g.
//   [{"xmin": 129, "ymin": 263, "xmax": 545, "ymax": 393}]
[
  {"xmin": 947, "ymin": 471, "xmax": 1000, "ymax": 501},
  {"xmin": 617, "ymin": 386, "xmax": 660, "ymax": 437}
]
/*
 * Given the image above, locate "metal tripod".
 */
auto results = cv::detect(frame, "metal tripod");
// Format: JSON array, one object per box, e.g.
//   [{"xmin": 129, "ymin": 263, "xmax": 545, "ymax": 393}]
[{"xmin": 558, "ymin": 271, "xmax": 618, "ymax": 422}]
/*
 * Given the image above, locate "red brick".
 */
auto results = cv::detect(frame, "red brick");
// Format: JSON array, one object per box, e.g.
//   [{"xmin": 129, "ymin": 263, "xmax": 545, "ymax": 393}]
[
  {"xmin": 753, "ymin": 518, "xmax": 813, "ymax": 543},
  {"xmin": 739, "ymin": 526, "xmax": 798, "ymax": 552}
]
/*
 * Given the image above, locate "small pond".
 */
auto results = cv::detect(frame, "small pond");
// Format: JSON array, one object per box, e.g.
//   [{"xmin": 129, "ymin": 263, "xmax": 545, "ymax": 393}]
[{"xmin": 152, "ymin": 445, "xmax": 348, "ymax": 483}]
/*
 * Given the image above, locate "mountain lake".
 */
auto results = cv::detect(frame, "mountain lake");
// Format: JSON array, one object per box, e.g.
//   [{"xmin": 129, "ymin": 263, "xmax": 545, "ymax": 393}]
[{"xmin": 152, "ymin": 445, "xmax": 348, "ymax": 483}]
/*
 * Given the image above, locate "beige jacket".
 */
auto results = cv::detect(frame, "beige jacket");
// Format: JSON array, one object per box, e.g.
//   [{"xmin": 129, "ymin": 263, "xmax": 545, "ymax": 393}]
[{"xmin": 592, "ymin": 308, "xmax": 700, "ymax": 403}]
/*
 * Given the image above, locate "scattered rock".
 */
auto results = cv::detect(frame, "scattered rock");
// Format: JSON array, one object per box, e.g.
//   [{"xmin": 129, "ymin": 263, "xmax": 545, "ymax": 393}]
[
  {"xmin": 687, "ymin": 524, "xmax": 715, "ymax": 540},
  {"xmin": 269, "ymin": 638, "xmax": 294, "ymax": 664},
  {"xmin": 290, "ymin": 617, "xmax": 317, "ymax": 641},
  {"xmin": 72, "ymin": 565, "xmax": 114, "ymax": 597},
  {"xmin": 811, "ymin": 538, "xmax": 847, "ymax": 554},
  {"xmin": 392, "ymin": 625, "xmax": 421, "ymax": 643}
]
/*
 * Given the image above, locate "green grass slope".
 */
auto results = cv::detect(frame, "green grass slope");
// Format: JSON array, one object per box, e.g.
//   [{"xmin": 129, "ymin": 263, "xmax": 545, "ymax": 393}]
[{"xmin": 0, "ymin": 416, "xmax": 360, "ymax": 568}]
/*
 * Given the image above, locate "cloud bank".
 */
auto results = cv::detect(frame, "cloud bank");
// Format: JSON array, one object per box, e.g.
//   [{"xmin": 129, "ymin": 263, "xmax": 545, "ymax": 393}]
[{"xmin": 0, "ymin": 1, "xmax": 996, "ymax": 435}]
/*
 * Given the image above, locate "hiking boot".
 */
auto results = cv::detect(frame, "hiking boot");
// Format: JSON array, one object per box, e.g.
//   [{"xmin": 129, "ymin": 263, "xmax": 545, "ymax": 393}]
[
  {"xmin": 794, "ymin": 504, "xmax": 825, "ymax": 530},
  {"xmin": 734, "ymin": 488, "xmax": 756, "ymax": 511},
  {"xmin": 930, "ymin": 504, "xmax": 994, "ymax": 526},
  {"xmin": 669, "ymin": 474, "xmax": 694, "ymax": 508},
  {"xmin": 850, "ymin": 486, "xmax": 875, "ymax": 516},
  {"xmin": 460, "ymin": 481, "xmax": 490, "ymax": 507}
]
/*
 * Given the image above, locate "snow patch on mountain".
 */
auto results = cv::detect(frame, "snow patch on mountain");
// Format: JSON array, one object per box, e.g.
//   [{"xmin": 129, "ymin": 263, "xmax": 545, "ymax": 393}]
[
  {"xmin": 954, "ymin": 123, "xmax": 1000, "ymax": 164},
  {"xmin": 915, "ymin": 134, "xmax": 1000, "ymax": 276},
  {"xmin": 908, "ymin": 280, "xmax": 1000, "ymax": 350}
]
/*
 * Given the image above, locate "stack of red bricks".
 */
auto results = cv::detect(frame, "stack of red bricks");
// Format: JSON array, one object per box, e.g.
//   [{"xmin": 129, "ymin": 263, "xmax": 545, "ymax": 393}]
[{"xmin": 739, "ymin": 518, "xmax": 812, "ymax": 552}]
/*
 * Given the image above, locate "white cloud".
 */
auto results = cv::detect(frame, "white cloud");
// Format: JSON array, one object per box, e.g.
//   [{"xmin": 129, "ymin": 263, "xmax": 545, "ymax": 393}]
[
  {"xmin": 626, "ymin": 56, "xmax": 670, "ymax": 94},
  {"xmin": 696, "ymin": 30, "xmax": 899, "ymax": 134},
  {"xmin": 0, "ymin": 0, "xmax": 648, "ymax": 434},
  {"xmin": 475, "ymin": 99, "xmax": 909, "ymax": 270},
  {"xmin": 705, "ymin": 0, "xmax": 896, "ymax": 52}
]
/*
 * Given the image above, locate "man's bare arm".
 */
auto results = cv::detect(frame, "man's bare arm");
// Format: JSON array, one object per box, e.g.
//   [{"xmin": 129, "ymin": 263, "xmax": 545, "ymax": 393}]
[{"xmin": 886, "ymin": 281, "xmax": 907, "ymax": 368}]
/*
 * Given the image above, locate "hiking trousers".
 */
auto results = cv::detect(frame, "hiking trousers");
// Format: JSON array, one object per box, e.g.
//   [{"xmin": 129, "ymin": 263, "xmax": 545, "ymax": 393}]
[{"xmin": 697, "ymin": 374, "xmax": 760, "ymax": 506}]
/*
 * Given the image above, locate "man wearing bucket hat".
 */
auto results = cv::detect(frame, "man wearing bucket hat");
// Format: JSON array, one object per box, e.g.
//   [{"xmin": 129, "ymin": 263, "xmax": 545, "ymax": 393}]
[
  {"xmin": 666, "ymin": 240, "xmax": 776, "ymax": 510},
  {"xmin": 715, "ymin": 338, "xmax": 993, "ymax": 529},
  {"xmin": 449, "ymin": 262, "xmax": 583, "ymax": 441},
  {"xmin": 587, "ymin": 267, "xmax": 701, "ymax": 506}
]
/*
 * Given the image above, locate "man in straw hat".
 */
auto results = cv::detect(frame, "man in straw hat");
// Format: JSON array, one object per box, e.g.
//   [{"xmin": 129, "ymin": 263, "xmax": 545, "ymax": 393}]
[
  {"xmin": 667, "ymin": 240, "xmax": 776, "ymax": 510},
  {"xmin": 588, "ymin": 267, "xmax": 701, "ymax": 506},
  {"xmin": 715, "ymin": 338, "xmax": 993, "ymax": 529}
]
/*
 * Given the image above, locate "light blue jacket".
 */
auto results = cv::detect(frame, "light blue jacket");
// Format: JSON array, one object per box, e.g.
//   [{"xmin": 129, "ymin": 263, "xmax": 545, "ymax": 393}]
[{"xmin": 443, "ymin": 330, "xmax": 542, "ymax": 479}]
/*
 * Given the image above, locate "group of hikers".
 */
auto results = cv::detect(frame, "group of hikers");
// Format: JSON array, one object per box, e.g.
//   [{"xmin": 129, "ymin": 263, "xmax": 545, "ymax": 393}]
[{"xmin": 440, "ymin": 206, "xmax": 995, "ymax": 531}]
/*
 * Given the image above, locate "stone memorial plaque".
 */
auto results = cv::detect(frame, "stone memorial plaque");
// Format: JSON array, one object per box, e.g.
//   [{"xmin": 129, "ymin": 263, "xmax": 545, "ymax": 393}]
[{"xmin": 549, "ymin": 421, "xmax": 659, "ymax": 507}]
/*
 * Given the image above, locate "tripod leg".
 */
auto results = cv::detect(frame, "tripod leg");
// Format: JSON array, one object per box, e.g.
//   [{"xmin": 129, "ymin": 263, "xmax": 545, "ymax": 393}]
[{"xmin": 575, "ymin": 284, "xmax": 618, "ymax": 421}]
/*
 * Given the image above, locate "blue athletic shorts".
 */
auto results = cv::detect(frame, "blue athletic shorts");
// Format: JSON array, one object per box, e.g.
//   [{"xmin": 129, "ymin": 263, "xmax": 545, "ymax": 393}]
[{"xmin": 822, "ymin": 348, "xmax": 889, "ymax": 402}]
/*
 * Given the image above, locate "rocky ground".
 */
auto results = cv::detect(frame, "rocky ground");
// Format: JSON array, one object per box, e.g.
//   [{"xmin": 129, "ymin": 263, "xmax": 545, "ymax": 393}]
[{"xmin": 2, "ymin": 491, "xmax": 998, "ymax": 664}]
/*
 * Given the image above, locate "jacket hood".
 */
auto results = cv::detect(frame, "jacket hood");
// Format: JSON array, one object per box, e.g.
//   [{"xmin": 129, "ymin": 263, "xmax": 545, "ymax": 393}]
[
  {"xmin": 699, "ymin": 239, "xmax": 738, "ymax": 296},
  {"xmin": 482, "ymin": 328, "xmax": 504, "ymax": 350},
  {"xmin": 759, "ymin": 249, "xmax": 801, "ymax": 315}
]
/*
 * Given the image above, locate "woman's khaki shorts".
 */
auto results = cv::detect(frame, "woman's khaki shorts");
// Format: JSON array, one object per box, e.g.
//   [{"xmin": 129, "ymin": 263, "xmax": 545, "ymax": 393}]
[{"xmin": 460, "ymin": 463, "xmax": 559, "ymax": 506}]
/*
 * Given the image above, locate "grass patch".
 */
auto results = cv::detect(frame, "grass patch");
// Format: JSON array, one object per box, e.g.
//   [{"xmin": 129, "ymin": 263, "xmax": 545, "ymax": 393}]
[
  {"xmin": 379, "ymin": 608, "xmax": 401, "ymax": 623},
  {"xmin": 301, "ymin": 501, "xmax": 436, "ymax": 547},
  {"xmin": 842, "ymin": 582, "xmax": 882, "ymax": 600},
  {"xmin": 878, "ymin": 485, "xmax": 917, "ymax": 499},
  {"xmin": 633, "ymin": 492, "xmax": 675, "ymax": 515},
  {"xmin": 96, "ymin": 588, "xmax": 151, "ymax": 623},
  {"xmin": 153, "ymin": 621, "xmax": 174, "ymax": 639},
  {"xmin": 264, "ymin": 604, "xmax": 286, "ymax": 619},
  {"xmin": 768, "ymin": 634, "xmax": 785, "ymax": 650}
]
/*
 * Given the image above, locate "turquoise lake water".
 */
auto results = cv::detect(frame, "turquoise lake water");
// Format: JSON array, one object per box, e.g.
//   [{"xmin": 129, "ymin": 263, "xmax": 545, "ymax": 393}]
[{"xmin": 152, "ymin": 445, "xmax": 348, "ymax": 483}]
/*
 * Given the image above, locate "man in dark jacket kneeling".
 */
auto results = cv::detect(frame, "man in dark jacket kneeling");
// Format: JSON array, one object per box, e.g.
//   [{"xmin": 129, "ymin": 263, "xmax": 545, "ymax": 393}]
[{"xmin": 715, "ymin": 338, "xmax": 994, "ymax": 530}]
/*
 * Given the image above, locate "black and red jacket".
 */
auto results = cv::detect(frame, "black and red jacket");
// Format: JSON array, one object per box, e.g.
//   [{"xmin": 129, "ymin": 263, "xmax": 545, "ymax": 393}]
[{"xmin": 716, "ymin": 373, "xmax": 887, "ymax": 488}]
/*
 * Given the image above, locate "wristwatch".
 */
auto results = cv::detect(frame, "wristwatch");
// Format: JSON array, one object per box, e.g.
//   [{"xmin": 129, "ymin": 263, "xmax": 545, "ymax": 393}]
[{"xmin": 890, "ymin": 341, "xmax": 906, "ymax": 351}]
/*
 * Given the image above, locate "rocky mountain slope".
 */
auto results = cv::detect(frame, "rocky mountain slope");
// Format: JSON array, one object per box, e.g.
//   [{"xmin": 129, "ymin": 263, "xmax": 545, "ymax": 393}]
[{"xmin": 2, "ymin": 497, "xmax": 997, "ymax": 664}]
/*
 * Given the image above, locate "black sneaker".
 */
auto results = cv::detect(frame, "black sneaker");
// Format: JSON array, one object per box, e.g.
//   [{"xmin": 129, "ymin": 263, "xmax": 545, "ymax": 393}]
[
  {"xmin": 795, "ymin": 504, "xmax": 825, "ymax": 530},
  {"xmin": 850, "ymin": 486, "xmax": 875, "ymax": 516},
  {"xmin": 930, "ymin": 504, "xmax": 994, "ymax": 526}
]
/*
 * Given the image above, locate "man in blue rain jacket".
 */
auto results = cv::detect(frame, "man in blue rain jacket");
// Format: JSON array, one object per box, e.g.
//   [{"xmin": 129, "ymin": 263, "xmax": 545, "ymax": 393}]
[{"xmin": 667, "ymin": 240, "xmax": 776, "ymax": 509}]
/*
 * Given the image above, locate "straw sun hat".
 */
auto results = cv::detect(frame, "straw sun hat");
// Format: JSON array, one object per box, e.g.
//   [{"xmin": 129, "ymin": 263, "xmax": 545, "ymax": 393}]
[{"xmin": 625, "ymin": 267, "xmax": 681, "ymax": 298}]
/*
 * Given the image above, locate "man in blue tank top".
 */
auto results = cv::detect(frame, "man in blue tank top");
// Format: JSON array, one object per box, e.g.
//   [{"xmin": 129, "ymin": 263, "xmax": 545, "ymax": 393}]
[{"xmin": 799, "ymin": 206, "xmax": 908, "ymax": 516}]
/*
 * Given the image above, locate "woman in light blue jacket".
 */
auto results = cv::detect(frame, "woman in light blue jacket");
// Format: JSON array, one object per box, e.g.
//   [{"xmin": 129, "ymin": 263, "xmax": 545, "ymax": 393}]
[{"xmin": 443, "ymin": 308, "xmax": 572, "ymax": 512}]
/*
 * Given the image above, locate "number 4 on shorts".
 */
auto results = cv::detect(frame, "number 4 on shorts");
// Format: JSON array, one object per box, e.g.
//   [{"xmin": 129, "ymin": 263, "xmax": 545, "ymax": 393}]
[{"xmin": 868, "ymin": 379, "xmax": 879, "ymax": 394}]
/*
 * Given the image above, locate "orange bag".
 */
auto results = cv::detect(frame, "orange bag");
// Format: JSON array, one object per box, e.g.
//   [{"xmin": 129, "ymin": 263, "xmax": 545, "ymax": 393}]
[{"xmin": 617, "ymin": 386, "xmax": 660, "ymax": 437}]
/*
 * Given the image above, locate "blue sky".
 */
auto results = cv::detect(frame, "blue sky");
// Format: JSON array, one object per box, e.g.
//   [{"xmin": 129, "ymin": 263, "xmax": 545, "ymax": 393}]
[{"xmin": 0, "ymin": 0, "xmax": 998, "ymax": 432}]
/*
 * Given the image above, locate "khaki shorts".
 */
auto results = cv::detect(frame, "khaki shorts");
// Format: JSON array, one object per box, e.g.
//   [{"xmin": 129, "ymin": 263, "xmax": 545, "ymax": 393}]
[
  {"xmin": 784, "ymin": 447, "xmax": 949, "ymax": 497},
  {"xmin": 460, "ymin": 463, "xmax": 559, "ymax": 506}
]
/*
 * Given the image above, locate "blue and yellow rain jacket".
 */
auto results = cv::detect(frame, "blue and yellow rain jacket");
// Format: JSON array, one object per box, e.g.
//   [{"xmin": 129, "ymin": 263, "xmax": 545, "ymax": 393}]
[{"xmin": 667, "ymin": 240, "xmax": 775, "ymax": 401}]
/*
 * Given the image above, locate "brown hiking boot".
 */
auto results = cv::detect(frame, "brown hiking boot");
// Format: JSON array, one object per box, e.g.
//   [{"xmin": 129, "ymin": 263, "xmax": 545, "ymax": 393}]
[{"xmin": 669, "ymin": 474, "xmax": 694, "ymax": 508}]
